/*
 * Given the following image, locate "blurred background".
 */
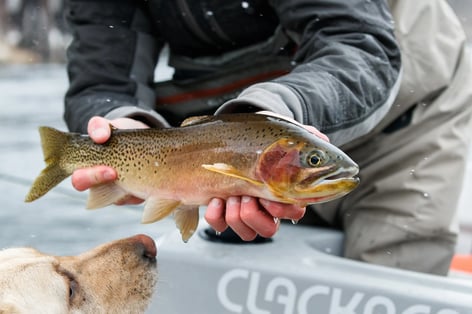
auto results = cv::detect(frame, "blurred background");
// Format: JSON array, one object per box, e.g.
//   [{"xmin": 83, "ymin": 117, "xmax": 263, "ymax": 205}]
[
  {"xmin": 0, "ymin": 0, "xmax": 471, "ymax": 257},
  {"xmin": 0, "ymin": 0, "xmax": 471, "ymax": 64},
  {"xmin": 0, "ymin": 0, "xmax": 68, "ymax": 63}
]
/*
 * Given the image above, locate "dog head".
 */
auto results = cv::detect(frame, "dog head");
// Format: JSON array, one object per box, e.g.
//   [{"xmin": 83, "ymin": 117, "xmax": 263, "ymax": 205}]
[{"xmin": 0, "ymin": 234, "xmax": 157, "ymax": 314}]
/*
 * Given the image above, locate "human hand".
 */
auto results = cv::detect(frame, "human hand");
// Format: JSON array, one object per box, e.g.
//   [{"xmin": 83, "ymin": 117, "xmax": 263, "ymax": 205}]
[
  {"xmin": 204, "ymin": 111, "xmax": 327, "ymax": 241},
  {"xmin": 205, "ymin": 197, "xmax": 306, "ymax": 241},
  {"xmin": 256, "ymin": 110, "xmax": 330, "ymax": 142},
  {"xmin": 71, "ymin": 116, "xmax": 148, "ymax": 205}
]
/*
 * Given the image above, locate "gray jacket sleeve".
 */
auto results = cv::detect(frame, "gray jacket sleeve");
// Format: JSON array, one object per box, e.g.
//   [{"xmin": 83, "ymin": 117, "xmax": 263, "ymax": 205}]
[
  {"xmin": 64, "ymin": 1, "xmax": 165, "ymax": 133},
  {"xmin": 217, "ymin": 0, "xmax": 402, "ymax": 146}
]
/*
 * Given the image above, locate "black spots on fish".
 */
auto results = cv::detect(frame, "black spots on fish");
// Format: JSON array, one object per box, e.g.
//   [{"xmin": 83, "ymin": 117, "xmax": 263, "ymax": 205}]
[
  {"xmin": 252, "ymin": 128, "xmax": 268, "ymax": 141},
  {"xmin": 258, "ymin": 126, "xmax": 285, "ymax": 139},
  {"xmin": 253, "ymin": 129, "xmax": 262, "ymax": 139}
]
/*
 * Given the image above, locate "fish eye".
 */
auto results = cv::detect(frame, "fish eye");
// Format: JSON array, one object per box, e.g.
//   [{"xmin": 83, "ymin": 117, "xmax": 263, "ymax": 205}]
[{"xmin": 306, "ymin": 150, "xmax": 325, "ymax": 167}]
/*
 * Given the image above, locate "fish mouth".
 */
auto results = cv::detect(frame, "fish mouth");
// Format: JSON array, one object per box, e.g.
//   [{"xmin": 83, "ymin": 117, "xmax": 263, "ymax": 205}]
[
  {"xmin": 294, "ymin": 166, "xmax": 359, "ymax": 204},
  {"xmin": 300, "ymin": 166, "xmax": 359, "ymax": 188},
  {"xmin": 322, "ymin": 167, "xmax": 359, "ymax": 182}
]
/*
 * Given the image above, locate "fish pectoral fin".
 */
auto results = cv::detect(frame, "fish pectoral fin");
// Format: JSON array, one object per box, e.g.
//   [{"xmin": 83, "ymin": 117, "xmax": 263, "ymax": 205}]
[
  {"xmin": 174, "ymin": 206, "xmax": 200, "ymax": 242},
  {"xmin": 265, "ymin": 182, "xmax": 298, "ymax": 204},
  {"xmin": 202, "ymin": 163, "xmax": 264, "ymax": 186},
  {"xmin": 141, "ymin": 198, "xmax": 181, "ymax": 224},
  {"xmin": 87, "ymin": 183, "xmax": 129, "ymax": 209}
]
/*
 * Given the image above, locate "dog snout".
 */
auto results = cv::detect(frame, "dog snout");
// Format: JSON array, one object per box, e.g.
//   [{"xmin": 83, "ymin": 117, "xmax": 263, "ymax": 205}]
[{"xmin": 130, "ymin": 234, "xmax": 157, "ymax": 264}]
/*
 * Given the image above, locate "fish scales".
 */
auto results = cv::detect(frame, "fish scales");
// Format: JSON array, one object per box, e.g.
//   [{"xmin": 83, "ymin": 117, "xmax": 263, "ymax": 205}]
[{"xmin": 25, "ymin": 113, "xmax": 359, "ymax": 241}]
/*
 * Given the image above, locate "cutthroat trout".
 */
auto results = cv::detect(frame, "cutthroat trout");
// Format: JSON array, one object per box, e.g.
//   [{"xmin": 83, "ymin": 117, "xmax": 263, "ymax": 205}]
[{"xmin": 25, "ymin": 113, "xmax": 359, "ymax": 241}]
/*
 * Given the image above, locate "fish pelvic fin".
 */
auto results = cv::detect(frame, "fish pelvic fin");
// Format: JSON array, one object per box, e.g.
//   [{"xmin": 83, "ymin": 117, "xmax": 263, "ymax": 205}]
[
  {"xmin": 174, "ymin": 206, "xmax": 200, "ymax": 242},
  {"xmin": 87, "ymin": 183, "xmax": 130, "ymax": 209},
  {"xmin": 202, "ymin": 163, "xmax": 264, "ymax": 187},
  {"xmin": 141, "ymin": 198, "xmax": 181, "ymax": 224},
  {"xmin": 25, "ymin": 127, "xmax": 72, "ymax": 202}
]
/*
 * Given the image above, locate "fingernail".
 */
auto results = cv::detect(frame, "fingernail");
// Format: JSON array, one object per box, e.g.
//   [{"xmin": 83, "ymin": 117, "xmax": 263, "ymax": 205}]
[
  {"xmin": 209, "ymin": 198, "xmax": 222, "ymax": 208},
  {"xmin": 242, "ymin": 196, "xmax": 252, "ymax": 203},
  {"xmin": 91, "ymin": 127, "xmax": 108, "ymax": 139},
  {"xmin": 259, "ymin": 198, "xmax": 270, "ymax": 207},
  {"xmin": 103, "ymin": 169, "xmax": 115, "ymax": 181},
  {"xmin": 227, "ymin": 196, "xmax": 239, "ymax": 205}
]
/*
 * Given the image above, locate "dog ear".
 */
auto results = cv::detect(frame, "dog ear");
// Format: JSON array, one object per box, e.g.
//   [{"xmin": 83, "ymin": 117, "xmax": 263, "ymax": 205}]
[{"xmin": 0, "ymin": 302, "xmax": 21, "ymax": 314}]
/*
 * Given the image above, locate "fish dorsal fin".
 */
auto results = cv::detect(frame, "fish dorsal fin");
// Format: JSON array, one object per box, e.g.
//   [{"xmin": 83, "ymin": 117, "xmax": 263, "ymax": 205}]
[
  {"xmin": 87, "ymin": 183, "xmax": 129, "ymax": 209},
  {"xmin": 180, "ymin": 115, "xmax": 212, "ymax": 127},
  {"xmin": 174, "ymin": 206, "xmax": 200, "ymax": 242},
  {"xmin": 141, "ymin": 198, "xmax": 181, "ymax": 224},
  {"xmin": 202, "ymin": 163, "xmax": 264, "ymax": 186}
]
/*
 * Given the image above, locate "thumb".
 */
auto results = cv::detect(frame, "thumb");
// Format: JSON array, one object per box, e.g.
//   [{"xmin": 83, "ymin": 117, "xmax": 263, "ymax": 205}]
[{"xmin": 87, "ymin": 116, "xmax": 112, "ymax": 144}]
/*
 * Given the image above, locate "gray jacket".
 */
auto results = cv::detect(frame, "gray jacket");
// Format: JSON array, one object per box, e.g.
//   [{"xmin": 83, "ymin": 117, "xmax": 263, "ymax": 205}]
[{"xmin": 64, "ymin": 0, "xmax": 402, "ymax": 146}]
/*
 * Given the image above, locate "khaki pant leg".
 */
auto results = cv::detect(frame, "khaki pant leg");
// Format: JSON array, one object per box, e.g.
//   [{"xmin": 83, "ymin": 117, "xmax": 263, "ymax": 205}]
[{"xmin": 312, "ymin": 49, "xmax": 472, "ymax": 275}]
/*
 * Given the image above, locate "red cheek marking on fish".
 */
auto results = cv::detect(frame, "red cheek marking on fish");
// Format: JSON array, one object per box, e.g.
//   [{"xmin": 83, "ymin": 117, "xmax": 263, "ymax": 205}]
[{"xmin": 257, "ymin": 144, "xmax": 301, "ymax": 185}]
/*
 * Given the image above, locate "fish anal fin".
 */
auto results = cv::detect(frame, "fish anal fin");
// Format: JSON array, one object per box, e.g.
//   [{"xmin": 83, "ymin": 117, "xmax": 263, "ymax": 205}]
[
  {"xmin": 202, "ymin": 163, "xmax": 263, "ymax": 186},
  {"xmin": 141, "ymin": 198, "xmax": 181, "ymax": 224},
  {"xmin": 87, "ymin": 183, "xmax": 129, "ymax": 209},
  {"xmin": 174, "ymin": 206, "xmax": 200, "ymax": 242}
]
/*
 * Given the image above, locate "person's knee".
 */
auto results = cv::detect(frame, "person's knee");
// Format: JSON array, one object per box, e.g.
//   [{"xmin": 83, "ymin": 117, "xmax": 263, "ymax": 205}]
[{"xmin": 345, "ymin": 236, "xmax": 455, "ymax": 275}]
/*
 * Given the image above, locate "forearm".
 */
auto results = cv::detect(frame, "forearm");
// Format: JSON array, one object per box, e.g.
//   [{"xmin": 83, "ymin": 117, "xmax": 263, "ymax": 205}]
[
  {"xmin": 64, "ymin": 0, "xmax": 162, "ymax": 133},
  {"xmin": 219, "ymin": 0, "xmax": 402, "ymax": 146}
]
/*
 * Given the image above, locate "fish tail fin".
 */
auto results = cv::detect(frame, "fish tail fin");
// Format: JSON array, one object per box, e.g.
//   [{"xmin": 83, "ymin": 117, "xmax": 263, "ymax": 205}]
[{"xmin": 25, "ymin": 126, "xmax": 73, "ymax": 202}]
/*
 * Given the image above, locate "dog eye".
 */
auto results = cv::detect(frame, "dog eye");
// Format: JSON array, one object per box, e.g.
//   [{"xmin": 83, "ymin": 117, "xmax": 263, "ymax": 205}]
[
  {"xmin": 59, "ymin": 268, "xmax": 79, "ymax": 303},
  {"xmin": 69, "ymin": 279, "xmax": 78, "ymax": 300}
]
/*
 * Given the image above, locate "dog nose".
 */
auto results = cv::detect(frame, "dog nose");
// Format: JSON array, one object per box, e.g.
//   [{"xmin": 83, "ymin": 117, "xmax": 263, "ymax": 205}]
[{"xmin": 132, "ymin": 234, "xmax": 157, "ymax": 261}]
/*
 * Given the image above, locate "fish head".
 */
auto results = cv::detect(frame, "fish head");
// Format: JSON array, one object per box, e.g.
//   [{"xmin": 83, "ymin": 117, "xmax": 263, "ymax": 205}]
[{"xmin": 256, "ymin": 133, "xmax": 359, "ymax": 205}]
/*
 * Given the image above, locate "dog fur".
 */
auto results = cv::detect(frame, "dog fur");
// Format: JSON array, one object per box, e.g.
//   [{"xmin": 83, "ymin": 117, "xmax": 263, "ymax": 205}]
[{"xmin": 0, "ymin": 234, "xmax": 157, "ymax": 314}]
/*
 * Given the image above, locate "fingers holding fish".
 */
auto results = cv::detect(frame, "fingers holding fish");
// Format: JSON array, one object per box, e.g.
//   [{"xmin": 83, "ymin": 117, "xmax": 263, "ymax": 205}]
[
  {"xmin": 71, "ymin": 117, "xmax": 137, "ymax": 193},
  {"xmin": 26, "ymin": 113, "xmax": 359, "ymax": 242},
  {"xmin": 71, "ymin": 165, "xmax": 117, "ymax": 191},
  {"xmin": 256, "ymin": 111, "xmax": 329, "ymax": 142},
  {"xmin": 87, "ymin": 116, "xmax": 113, "ymax": 144},
  {"xmin": 72, "ymin": 166, "xmax": 144, "ymax": 206},
  {"xmin": 303, "ymin": 125, "xmax": 330, "ymax": 142},
  {"xmin": 88, "ymin": 116, "xmax": 150, "ymax": 144},
  {"xmin": 204, "ymin": 198, "xmax": 228, "ymax": 233},
  {"xmin": 240, "ymin": 196, "xmax": 280, "ymax": 239},
  {"xmin": 259, "ymin": 199, "xmax": 306, "ymax": 221},
  {"xmin": 205, "ymin": 196, "xmax": 292, "ymax": 240},
  {"xmin": 71, "ymin": 116, "xmax": 151, "ymax": 202},
  {"xmin": 225, "ymin": 196, "xmax": 259, "ymax": 241}
]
